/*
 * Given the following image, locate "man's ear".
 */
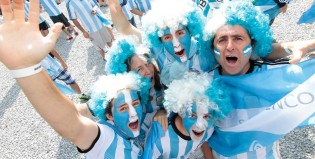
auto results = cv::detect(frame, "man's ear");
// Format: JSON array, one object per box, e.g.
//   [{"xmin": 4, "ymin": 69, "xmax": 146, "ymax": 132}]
[{"xmin": 106, "ymin": 113, "xmax": 113, "ymax": 121}]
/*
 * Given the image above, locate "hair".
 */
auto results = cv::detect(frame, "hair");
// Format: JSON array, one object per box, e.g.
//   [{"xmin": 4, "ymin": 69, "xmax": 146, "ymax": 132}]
[
  {"xmin": 203, "ymin": 0, "xmax": 274, "ymax": 58},
  {"xmin": 141, "ymin": 0, "xmax": 206, "ymax": 48},
  {"xmin": 88, "ymin": 72, "xmax": 151, "ymax": 121},
  {"xmin": 163, "ymin": 72, "xmax": 232, "ymax": 121},
  {"xmin": 105, "ymin": 36, "xmax": 164, "ymax": 91}
]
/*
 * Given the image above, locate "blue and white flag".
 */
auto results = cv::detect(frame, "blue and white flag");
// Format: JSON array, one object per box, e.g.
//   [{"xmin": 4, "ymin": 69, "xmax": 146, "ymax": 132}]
[
  {"xmin": 209, "ymin": 59, "xmax": 315, "ymax": 156},
  {"xmin": 298, "ymin": 0, "xmax": 315, "ymax": 24}
]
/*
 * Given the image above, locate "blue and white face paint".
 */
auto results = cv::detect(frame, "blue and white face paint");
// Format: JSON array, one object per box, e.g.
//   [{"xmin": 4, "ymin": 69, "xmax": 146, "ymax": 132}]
[
  {"xmin": 243, "ymin": 44, "xmax": 252, "ymax": 57},
  {"xmin": 113, "ymin": 89, "xmax": 143, "ymax": 138},
  {"xmin": 161, "ymin": 24, "xmax": 191, "ymax": 62},
  {"xmin": 182, "ymin": 102, "xmax": 212, "ymax": 141},
  {"xmin": 214, "ymin": 47, "xmax": 221, "ymax": 59},
  {"xmin": 214, "ymin": 44, "xmax": 252, "ymax": 58}
]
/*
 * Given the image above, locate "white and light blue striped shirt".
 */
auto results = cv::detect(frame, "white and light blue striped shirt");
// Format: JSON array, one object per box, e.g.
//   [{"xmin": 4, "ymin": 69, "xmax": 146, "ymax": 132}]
[
  {"xmin": 134, "ymin": 0, "xmax": 151, "ymax": 13},
  {"xmin": 67, "ymin": 0, "xmax": 109, "ymax": 33},
  {"xmin": 85, "ymin": 121, "xmax": 143, "ymax": 159},
  {"xmin": 120, "ymin": 0, "xmax": 134, "ymax": 20},
  {"xmin": 24, "ymin": 1, "xmax": 45, "ymax": 23},
  {"xmin": 40, "ymin": 0, "xmax": 61, "ymax": 16},
  {"xmin": 144, "ymin": 116, "xmax": 214, "ymax": 159}
]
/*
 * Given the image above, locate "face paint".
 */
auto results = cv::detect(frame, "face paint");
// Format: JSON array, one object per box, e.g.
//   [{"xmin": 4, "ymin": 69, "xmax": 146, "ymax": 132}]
[
  {"xmin": 243, "ymin": 44, "xmax": 252, "ymax": 57},
  {"xmin": 214, "ymin": 47, "xmax": 221, "ymax": 59},
  {"xmin": 113, "ymin": 89, "xmax": 143, "ymax": 137},
  {"xmin": 161, "ymin": 24, "xmax": 191, "ymax": 62},
  {"xmin": 182, "ymin": 102, "xmax": 212, "ymax": 141}
]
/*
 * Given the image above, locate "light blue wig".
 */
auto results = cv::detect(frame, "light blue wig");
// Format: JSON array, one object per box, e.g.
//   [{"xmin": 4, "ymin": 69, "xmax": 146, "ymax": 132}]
[
  {"xmin": 105, "ymin": 36, "xmax": 152, "ymax": 75},
  {"xmin": 163, "ymin": 72, "xmax": 232, "ymax": 121},
  {"xmin": 141, "ymin": 0, "xmax": 206, "ymax": 49},
  {"xmin": 88, "ymin": 72, "xmax": 151, "ymax": 121},
  {"xmin": 203, "ymin": 0, "xmax": 274, "ymax": 58}
]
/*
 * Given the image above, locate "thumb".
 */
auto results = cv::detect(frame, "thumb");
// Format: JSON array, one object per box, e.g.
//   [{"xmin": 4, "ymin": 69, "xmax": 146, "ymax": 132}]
[
  {"xmin": 289, "ymin": 50, "xmax": 303, "ymax": 64},
  {"xmin": 45, "ymin": 23, "xmax": 63, "ymax": 45}
]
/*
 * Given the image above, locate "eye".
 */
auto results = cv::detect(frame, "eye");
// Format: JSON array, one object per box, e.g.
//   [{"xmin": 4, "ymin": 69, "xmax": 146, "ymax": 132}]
[
  {"xmin": 118, "ymin": 105, "xmax": 128, "ymax": 112},
  {"xmin": 132, "ymin": 99, "xmax": 140, "ymax": 107},
  {"xmin": 203, "ymin": 114, "xmax": 211, "ymax": 120},
  {"xmin": 162, "ymin": 34, "xmax": 172, "ymax": 42},
  {"xmin": 191, "ymin": 113, "xmax": 197, "ymax": 118},
  {"xmin": 218, "ymin": 38, "xmax": 227, "ymax": 44},
  {"xmin": 176, "ymin": 29, "xmax": 186, "ymax": 37}
]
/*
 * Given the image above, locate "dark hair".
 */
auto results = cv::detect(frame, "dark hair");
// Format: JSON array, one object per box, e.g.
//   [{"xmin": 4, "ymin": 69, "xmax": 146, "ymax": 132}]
[{"xmin": 125, "ymin": 54, "xmax": 163, "ymax": 91}]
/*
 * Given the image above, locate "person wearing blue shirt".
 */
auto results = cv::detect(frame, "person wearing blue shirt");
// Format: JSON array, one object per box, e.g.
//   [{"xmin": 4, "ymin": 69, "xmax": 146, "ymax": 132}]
[
  {"xmin": 66, "ymin": 0, "xmax": 115, "ymax": 59},
  {"xmin": 143, "ymin": 72, "xmax": 232, "ymax": 158}
]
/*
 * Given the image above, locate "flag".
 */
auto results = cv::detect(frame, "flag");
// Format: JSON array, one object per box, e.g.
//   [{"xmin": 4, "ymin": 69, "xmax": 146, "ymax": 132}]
[
  {"xmin": 298, "ymin": 0, "xmax": 315, "ymax": 24},
  {"xmin": 209, "ymin": 59, "xmax": 315, "ymax": 156}
]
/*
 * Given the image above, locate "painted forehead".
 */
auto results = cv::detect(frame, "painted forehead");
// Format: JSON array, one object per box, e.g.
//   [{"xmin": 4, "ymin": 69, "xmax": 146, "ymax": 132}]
[
  {"xmin": 191, "ymin": 102, "xmax": 211, "ymax": 115},
  {"xmin": 114, "ymin": 89, "xmax": 139, "ymax": 107},
  {"xmin": 162, "ymin": 24, "xmax": 188, "ymax": 35}
]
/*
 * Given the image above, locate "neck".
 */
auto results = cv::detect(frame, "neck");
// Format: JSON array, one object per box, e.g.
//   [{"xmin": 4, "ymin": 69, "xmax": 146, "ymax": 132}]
[
  {"xmin": 175, "ymin": 116, "xmax": 189, "ymax": 136},
  {"xmin": 222, "ymin": 61, "xmax": 251, "ymax": 75}
]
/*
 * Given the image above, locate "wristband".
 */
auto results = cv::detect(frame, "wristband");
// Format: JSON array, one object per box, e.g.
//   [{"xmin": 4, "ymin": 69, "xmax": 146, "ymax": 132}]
[{"xmin": 10, "ymin": 64, "xmax": 43, "ymax": 78}]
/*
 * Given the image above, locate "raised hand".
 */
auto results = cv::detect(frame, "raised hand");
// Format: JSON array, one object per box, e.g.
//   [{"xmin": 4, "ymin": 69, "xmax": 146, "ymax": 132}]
[{"xmin": 0, "ymin": 0, "xmax": 62, "ymax": 70}]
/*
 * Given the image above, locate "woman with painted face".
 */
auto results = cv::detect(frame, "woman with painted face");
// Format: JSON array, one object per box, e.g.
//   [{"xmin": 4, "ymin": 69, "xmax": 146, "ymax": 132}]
[
  {"xmin": 104, "ymin": 37, "xmax": 167, "ymax": 145},
  {"xmin": 143, "ymin": 72, "xmax": 232, "ymax": 159}
]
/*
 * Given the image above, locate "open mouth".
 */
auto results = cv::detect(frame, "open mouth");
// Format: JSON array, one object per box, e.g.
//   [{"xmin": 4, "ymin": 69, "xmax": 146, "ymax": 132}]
[
  {"xmin": 192, "ymin": 130, "xmax": 205, "ymax": 137},
  {"xmin": 175, "ymin": 49, "xmax": 186, "ymax": 57},
  {"xmin": 128, "ymin": 120, "xmax": 139, "ymax": 130},
  {"xmin": 226, "ymin": 55, "xmax": 238, "ymax": 64}
]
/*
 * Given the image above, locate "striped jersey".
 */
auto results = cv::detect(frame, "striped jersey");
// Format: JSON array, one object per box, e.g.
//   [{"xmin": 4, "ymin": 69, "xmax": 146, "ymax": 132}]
[
  {"xmin": 138, "ymin": 87, "xmax": 164, "ymax": 145},
  {"xmin": 160, "ymin": 39, "xmax": 213, "ymax": 85},
  {"xmin": 120, "ymin": 0, "xmax": 134, "ymax": 20},
  {"xmin": 40, "ymin": 0, "xmax": 62, "ymax": 16},
  {"xmin": 24, "ymin": 1, "xmax": 45, "ymax": 23},
  {"xmin": 40, "ymin": 55, "xmax": 63, "ymax": 79},
  {"xmin": 144, "ymin": 115, "xmax": 214, "ymax": 159},
  {"xmin": 134, "ymin": 0, "xmax": 152, "ymax": 13},
  {"xmin": 67, "ymin": 0, "xmax": 110, "ymax": 33},
  {"xmin": 85, "ymin": 121, "xmax": 143, "ymax": 159}
]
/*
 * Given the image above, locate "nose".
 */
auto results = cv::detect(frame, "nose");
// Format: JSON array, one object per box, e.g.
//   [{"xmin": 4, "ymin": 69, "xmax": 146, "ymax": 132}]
[
  {"xmin": 226, "ymin": 39, "xmax": 235, "ymax": 52},
  {"xmin": 172, "ymin": 37, "xmax": 181, "ymax": 48},
  {"xmin": 128, "ymin": 104, "xmax": 137, "ymax": 118}
]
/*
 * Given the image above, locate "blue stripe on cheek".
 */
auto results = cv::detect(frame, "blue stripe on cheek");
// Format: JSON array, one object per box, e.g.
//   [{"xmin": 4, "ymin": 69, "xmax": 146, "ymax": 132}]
[
  {"xmin": 214, "ymin": 47, "xmax": 221, "ymax": 59},
  {"xmin": 243, "ymin": 44, "xmax": 252, "ymax": 57}
]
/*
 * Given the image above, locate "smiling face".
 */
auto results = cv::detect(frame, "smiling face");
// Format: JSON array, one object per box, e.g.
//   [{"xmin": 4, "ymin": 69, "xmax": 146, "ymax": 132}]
[
  {"xmin": 129, "ymin": 55, "xmax": 154, "ymax": 79},
  {"xmin": 213, "ymin": 25, "xmax": 253, "ymax": 75},
  {"xmin": 161, "ymin": 24, "xmax": 191, "ymax": 62},
  {"xmin": 110, "ymin": 89, "xmax": 143, "ymax": 137},
  {"xmin": 181, "ymin": 102, "xmax": 212, "ymax": 141}
]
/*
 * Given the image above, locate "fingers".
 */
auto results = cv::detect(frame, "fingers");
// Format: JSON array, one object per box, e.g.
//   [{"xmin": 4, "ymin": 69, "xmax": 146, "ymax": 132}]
[
  {"xmin": 0, "ymin": 0, "xmax": 13, "ymax": 22},
  {"xmin": 45, "ymin": 22, "xmax": 63, "ymax": 46},
  {"xmin": 12, "ymin": 0, "xmax": 25, "ymax": 23},
  {"xmin": 289, "ymin": 50, "xmax": 303, "ymax": 64},
  {"xmin": 29, "ymin": 0, "xmax": 40, "ymax": 25}
]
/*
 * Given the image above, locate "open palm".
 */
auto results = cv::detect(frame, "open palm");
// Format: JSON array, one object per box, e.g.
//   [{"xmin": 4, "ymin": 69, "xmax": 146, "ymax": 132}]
[{"xmin": 0, "ymin": 0, "xmax": 62, "ymax": 70}]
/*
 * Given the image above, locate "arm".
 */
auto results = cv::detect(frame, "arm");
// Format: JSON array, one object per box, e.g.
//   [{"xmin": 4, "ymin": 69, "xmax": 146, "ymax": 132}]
[
  {"xmin": 0, "ymin": 0, "xmax": 97, "ymax": 150},
  {"xmin": 267, "ymin": 39, "xmax": 315, "ymax": 63},
  {"xmin": 201, "ymin": 142, "xmax": 213, "ymax": 159},
  {"xmin": 107, "ymin": 0, "xmax": 142, "ymax": 41},
  {"xmin": 130, "ymin": 8, "xmax": 144, "ymax": 16},
  {"xmin": 50, "ymin": 48, "xmax": 67, "ymax": 69},
  {"xmin": 72, "ymin": 19, "xmax": 90, "ymax": 38}
]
